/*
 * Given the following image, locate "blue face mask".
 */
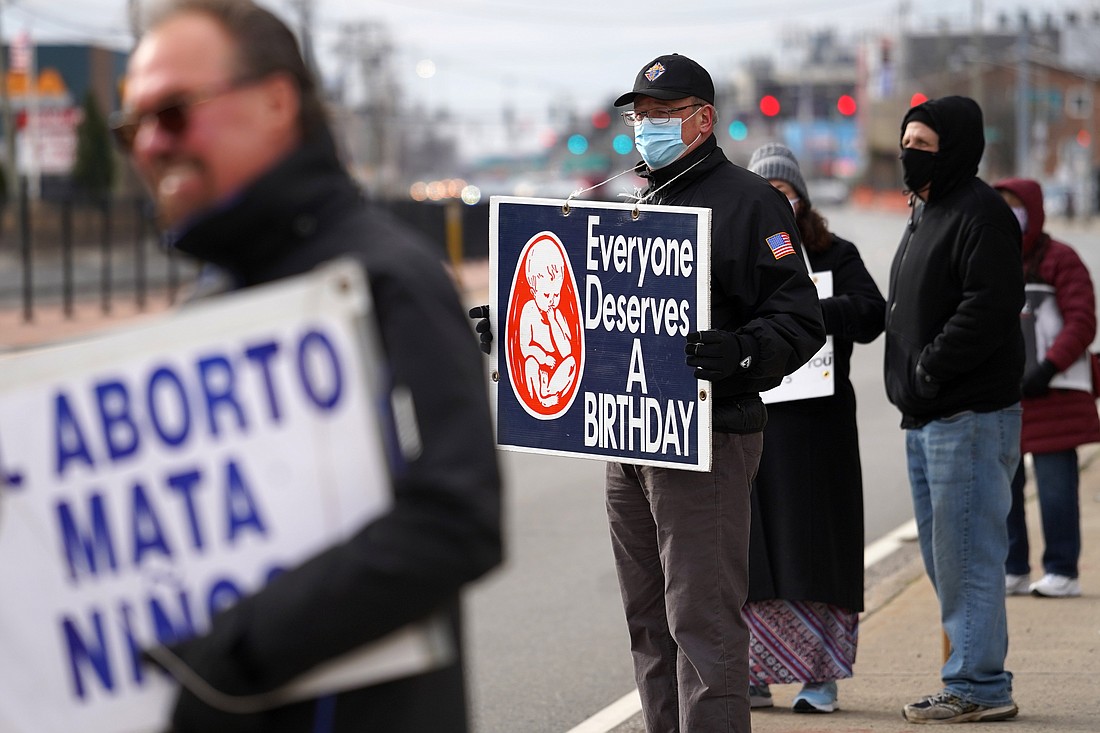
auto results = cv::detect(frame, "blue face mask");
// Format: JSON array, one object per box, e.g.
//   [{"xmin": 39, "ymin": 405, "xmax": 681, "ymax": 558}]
[{"xmin": 634, "ymin": 107, "xmax": 701, "ymax": 170}]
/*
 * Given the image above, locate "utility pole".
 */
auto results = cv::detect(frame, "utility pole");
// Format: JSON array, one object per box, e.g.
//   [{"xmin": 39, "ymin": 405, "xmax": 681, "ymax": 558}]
[
  {"xmin": 287, "ymin": 0, "xmax": 318, "ymax": 80},
  {"xmin": 1086, "ymin": 75, "xmax": 1095, "ymax": 220},
  {"xmin": 128, "ymin": 0, "xmax": 143, "ymax": 42},
  {"xmin": 970, "ymin": 0, "xmax": 984, "ymax": 109},
  {"xmin": 0, "ymin": 0, "xmax": 17, "ymax": 207},
  {"xmin": 337, "ymin": 21, "xmax": 397, "ymax": 196},
  {"xmin": 1015, "ymin": 12, "xmax": 1032, "ymax": 177}
]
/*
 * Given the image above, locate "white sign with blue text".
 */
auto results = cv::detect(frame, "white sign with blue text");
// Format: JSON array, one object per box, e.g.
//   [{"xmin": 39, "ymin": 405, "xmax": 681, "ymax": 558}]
[
  {"xmin": 761, "ymin": 270, "xmax": 835, "ymax": 404},
  {"xmin": 489, "ymin": 196, "xmax": 712, "ymax": 471},
  {"xmin": 0, "ymin": 260, "xmax": 450, "ymax": 733}
]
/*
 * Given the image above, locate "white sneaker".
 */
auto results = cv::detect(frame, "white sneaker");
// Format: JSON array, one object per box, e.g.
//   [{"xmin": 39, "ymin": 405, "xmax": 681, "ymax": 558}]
[
  {"xmin": 793, "ymin": 680, "xmax": 838, "ymax": 713},
  {"xmin": 1005, "ymin": 574, "xmax": 1030, "ymax": 595},
  {"xmin": 1029, "ymin": 573, "xmax": 1081, "ymax": 598}
]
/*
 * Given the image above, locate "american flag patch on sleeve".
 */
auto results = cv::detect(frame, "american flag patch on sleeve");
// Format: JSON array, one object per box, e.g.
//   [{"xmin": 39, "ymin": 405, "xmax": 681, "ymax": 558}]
[{"xmin": 765, "ymin": 231, "xmax": 795, "ymax": 259}]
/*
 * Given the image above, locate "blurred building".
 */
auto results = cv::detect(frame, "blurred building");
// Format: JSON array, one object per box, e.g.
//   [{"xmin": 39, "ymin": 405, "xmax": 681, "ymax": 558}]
[
  {"xmin": 719, "ymin": 30, "xmax": 861, "ymax": 184},
  {"xmin": 1, "ymin": 41, "xmax": 128, "ymax": 199},
  {"xmin": 862, "ymin": 9, "xmax": 1100, "ymax": 213}
]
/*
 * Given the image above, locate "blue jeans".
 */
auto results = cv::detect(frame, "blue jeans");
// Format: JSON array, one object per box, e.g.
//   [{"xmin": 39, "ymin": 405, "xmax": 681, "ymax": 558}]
[
  {"xmin": 906, "ymin": 406, "xmax": 1021, "ymax": 707},
  {"xmin": 1007, "ymin": 449, "xmax": 1081, "ymax": 577}
]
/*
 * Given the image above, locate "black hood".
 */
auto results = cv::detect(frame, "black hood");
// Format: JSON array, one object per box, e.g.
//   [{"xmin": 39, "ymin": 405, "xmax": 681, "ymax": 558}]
[{"xmin": 901, "ymin": 95, "xmax": 984, "ymax": 202}]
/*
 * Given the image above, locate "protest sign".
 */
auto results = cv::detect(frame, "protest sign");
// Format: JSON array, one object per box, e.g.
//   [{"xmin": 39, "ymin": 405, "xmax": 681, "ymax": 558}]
[
  {"xmin": 761, "ymin": 270, "xmax": 835, "ymax": 404},
  {"xmin": 1022, "ymin": 282, "xmax": 1091, "ymax": 392},
  {"xmin": 0, "ymin": 260, "xmax": 450, "ymax": 733},
  {"xmin": 489, "ymin": 196, "xmax": 712, "ymax": 471}
]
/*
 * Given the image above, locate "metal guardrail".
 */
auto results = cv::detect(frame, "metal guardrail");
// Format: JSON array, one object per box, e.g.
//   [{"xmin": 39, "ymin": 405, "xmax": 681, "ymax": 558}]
[
  {"xmin": 1, "ymin": 194, "xmax": 491, "ymax": 324},
  {"xmin": 0, "ymin": 191, "xmax": 198, "ymax": 322}
]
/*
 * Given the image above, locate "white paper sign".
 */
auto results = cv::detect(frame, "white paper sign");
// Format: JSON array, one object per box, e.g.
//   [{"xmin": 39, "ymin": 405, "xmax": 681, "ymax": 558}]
[
  {"xmin": 761, "ymin": 270, "xmax": 835, "ymax": 404},
  {"xmin": 1023, "ymin": 283, "xmax": 1092, "ymax": 393},
  {"xmin": 0, "ymin": 260, "xmax": 450, "ymax": 733}
]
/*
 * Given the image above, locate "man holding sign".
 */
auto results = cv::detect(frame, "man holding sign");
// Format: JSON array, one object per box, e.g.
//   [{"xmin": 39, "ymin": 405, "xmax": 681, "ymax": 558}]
[
  {"xmin": 470, "ymin": 52, "xmax": 821, "ymax": 733},
  {"xmin": 607, "ymin": 54, "xmax": 824, "ymax": 733},
  {"xmin": 109, "ymin": 0, "xmax": 501, "ymax": 730}
]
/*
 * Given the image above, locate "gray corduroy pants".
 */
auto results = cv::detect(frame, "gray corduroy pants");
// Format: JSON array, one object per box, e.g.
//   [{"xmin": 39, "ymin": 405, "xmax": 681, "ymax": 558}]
[{"xmin": 606, "ymin": 431, "xmax": 762, "ymax": 733}]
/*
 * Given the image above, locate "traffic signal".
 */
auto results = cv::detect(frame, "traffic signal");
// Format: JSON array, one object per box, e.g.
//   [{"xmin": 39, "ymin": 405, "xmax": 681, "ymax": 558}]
[
  {"xmin": 728, "ymin": 120, "xmax": 748, "ymax": 141},
  {"xmin": 910, "ymin": 92, "xmax": 928, "ymax": 107},
  {"xmin": 836, "ymin": 94, "xmax": 857, "ymax": 116},
  {"xmin": 612, "ymin": 133, "xmax": 635, "ymax": 155},
  {"xmin": 759, "ymin": 95, "xmax": 781, "ymax": 117},
  {"xmin": 567, "ymin": 134, "xmax": 589, "ymax": 155}
]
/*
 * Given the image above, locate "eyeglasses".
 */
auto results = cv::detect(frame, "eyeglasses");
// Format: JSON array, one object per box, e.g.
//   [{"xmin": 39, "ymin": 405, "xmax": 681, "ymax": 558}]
[
  {"xmin": 109, "ymin": 76, "xmax": 263, "ymax": 152},
  {"xmin": 620, "ymin": 104, "xmax": 703, "ymax": 127}
]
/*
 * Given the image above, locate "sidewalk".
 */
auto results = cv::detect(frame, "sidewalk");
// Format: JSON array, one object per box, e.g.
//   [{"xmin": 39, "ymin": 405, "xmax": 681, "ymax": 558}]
[
  {"xmin": 0, "ymin": 294, "xmax": 178, "ymax": 351},
  {"xmin": 609, "ymin": 448, "xmax": 1100, "ymax": 733}
]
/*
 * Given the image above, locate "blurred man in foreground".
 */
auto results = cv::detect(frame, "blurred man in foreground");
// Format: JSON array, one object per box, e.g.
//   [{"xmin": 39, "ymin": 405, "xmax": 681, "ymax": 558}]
[{"xmin": 114, "ymin": 0, "xmax": 502, "ymax": 730}]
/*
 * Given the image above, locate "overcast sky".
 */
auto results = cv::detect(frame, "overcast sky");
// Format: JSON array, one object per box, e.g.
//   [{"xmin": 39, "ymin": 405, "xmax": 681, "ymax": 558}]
[
  {"xmin": 311, "ymin": 0, "xmax": 1098, "ymax": 118},
  {"xmin": 6, "ymin": 0, "xmax": 1098, "ymax": 155}
]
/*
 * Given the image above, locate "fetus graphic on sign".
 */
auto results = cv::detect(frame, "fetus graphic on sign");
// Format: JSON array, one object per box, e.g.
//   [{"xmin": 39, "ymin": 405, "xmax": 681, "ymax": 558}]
[{"xmin": 505, "ymin": 231, "xmax": 583, "ymax": 418}]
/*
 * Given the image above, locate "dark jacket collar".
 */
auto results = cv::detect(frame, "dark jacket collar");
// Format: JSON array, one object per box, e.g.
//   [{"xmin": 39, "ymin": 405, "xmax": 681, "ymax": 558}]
[{"xmin": 171, "ymin": 135, "xmax": 361, "ymax": 284}]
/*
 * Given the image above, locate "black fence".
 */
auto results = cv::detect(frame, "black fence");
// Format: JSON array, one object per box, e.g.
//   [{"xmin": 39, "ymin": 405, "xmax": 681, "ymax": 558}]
[{"xmin": 0, "ymin": 191, "xmax": 491, "ymax": 323}]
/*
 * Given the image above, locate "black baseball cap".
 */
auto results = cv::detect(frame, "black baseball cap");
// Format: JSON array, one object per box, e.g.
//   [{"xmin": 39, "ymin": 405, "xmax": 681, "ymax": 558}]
[{"xmin": 614, "ymin": 53, "xmax": 715, "ymax": 107}]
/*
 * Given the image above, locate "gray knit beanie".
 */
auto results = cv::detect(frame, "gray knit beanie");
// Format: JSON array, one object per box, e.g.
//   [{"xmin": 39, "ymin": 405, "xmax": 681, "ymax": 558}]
[{"xmin": 748, "ymin": 142, "xmax": 810, "ymax": 206}]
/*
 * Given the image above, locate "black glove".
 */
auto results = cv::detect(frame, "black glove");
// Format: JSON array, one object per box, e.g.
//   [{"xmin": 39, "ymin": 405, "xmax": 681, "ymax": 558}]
[
  {"xmin": 915, "ymin": 361, "xmax": 940, "ymax": 400},
  {"xmin": 685, "ymin": 330, "xmax": 745, "ymax": 381},
  {"xmin": 468, "ymin": 305, "xmax": 493, "ymax": 355},
  {"xmin": 1021, "ymin": 359, "xmax": 1058, "ymax": 398}
]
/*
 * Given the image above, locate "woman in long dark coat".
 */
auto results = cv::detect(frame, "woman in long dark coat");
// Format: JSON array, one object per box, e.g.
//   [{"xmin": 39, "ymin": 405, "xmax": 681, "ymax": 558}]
[{"xmin": 744, "ymin": 144, "xmax": 885, "ymax": 714}]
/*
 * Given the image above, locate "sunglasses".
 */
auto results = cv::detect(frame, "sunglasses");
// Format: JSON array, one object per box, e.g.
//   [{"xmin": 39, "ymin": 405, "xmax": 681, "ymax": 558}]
[{"xmin": 109, "ymin": 76, "xmax": 263, "ymax": 152}]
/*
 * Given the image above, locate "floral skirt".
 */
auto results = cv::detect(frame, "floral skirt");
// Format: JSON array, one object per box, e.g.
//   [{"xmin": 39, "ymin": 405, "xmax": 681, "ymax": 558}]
[{"xmin": 743, "ymin": 599, "xmax": 859, "ymax": 684}]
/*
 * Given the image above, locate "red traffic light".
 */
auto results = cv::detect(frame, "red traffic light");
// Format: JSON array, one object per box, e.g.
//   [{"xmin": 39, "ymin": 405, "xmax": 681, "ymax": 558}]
[
  {"xmin": 759, "ymin": 94, "xmax": 781, "ymax": 117},
  {"xmin": 837, "ymin": 94, "xmax": 857, "ymax": 116}
]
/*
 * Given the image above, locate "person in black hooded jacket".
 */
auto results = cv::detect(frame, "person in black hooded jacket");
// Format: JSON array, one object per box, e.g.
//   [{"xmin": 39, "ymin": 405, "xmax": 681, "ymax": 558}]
[
  {"xmin": 112, "ymin": 1, "xmax": 502, "ymax": 730},
  {"xmin": 887, "ymin": 95, "xmax": 1024, "ymax": 725}
]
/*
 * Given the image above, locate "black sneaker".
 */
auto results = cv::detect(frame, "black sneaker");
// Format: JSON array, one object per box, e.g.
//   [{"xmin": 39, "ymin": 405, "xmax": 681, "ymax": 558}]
[
  {"xmin": 749, "ymin": 683, "xmax": 773, "ymax": 709},
  {"xmin": 902, "ymin": 690, "xmax": 1018, "ymax": 724}
]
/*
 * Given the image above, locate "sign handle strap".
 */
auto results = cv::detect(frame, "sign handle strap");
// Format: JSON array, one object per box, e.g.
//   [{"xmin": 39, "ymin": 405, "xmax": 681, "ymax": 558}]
[{"xmin": 562, "ymin": 163, "xmax": 646, "ymax": 216}]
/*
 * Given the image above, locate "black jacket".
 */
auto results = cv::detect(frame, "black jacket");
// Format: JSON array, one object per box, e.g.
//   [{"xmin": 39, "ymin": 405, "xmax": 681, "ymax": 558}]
[
  {"xmin": 163, "ymin": 135, "xmax": 503, "ymax": 732},
  {"xmin": 640, "ymin": 136, "xmax": 825, "ymax": 431},
  {"xmin": 749, "ymin": 234, "xmax": 885, "ymax": 611},
  {"xmin": 885, "ymin": 96, "xmax": 1024, "ymax": 428}
]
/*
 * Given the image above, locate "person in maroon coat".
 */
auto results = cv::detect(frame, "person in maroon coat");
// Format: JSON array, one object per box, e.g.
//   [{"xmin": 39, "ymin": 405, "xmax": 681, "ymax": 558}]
[{"xmin": 994, "ymin": 177, "xmax": 1100, "ymax": 598}]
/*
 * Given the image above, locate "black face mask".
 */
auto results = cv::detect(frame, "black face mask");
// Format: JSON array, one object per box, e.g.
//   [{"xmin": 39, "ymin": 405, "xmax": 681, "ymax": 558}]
[{"xmin": 900, "ymin": 147, "xmax": 936, "ymax": 195}]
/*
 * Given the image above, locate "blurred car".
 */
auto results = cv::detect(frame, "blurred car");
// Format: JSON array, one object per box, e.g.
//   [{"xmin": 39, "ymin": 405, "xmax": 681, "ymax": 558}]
[
  {"xmin": 807, "ymin": 178, "xmax": 851, "ymax": 206},
  {"xmin": 1040, "ymin": 182, "xmax": 1074, "ymax": 218}
]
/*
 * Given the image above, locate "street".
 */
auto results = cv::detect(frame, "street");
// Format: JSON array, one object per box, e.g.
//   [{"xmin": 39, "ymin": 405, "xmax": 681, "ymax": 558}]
[{"xmin": 465, "ymin": 202, "xmax": 1100, "ymax": 733}]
